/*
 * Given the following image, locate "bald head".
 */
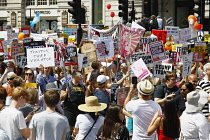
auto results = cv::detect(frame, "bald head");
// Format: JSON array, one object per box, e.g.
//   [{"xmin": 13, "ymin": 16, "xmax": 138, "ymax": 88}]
[{"xmin": 188, "ymin": 74, "xmax": 198, "ymax": 88}]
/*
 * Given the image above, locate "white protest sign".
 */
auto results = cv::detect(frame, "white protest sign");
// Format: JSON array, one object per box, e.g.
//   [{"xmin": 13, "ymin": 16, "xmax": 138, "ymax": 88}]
[
  {"xmin": 20, "ymin": 56, "xmax": 27, "ymax": 68},
  {"xmin": 165, "ymin": 26, "xmax": 179, "ymax": 36},
  {"xmin": 179, "ymin": 28, "xmax": 191, "ymax": 42},
  {"xmin": 77, "ymin": 53, "xmax": 84, "ymax": 71},
  {"xmin": 139, "ymin": 36, "xmax": 158, "ymax": 54},
  {"xmin": 149, "ymin": 41, "xmax": 166, "ymax": 62},
  {"xmin": 48, "ymin": 35, "xmax": 59, "ymax": 44},
  {"xmin": 130, "ymin": 58, "xmax": 150, "ymax": 80},
  {"xmin": 95, "ymin": 39, "xmax": 114, "ymax": 60},
  {"xmin": 0, "ymin": 31, "xmax": 7, "ymax": 40},
  {"xmin": 130, "ymin": 52, "xmax": 153, "ymax": 67},
  {"xmin": 27, "ymin": 47, "xmax": 55, "ymax": 68},
  {"xmin": 15, "ymin": 53, "xmax": 25, "ymax": 66},
  {"xmin": 182, "ymin": 52, "xmax": 193, "ymax": 77},
  {"xmin": 154, "ymin": 63, "xmax": 173, "ymax": 79}
]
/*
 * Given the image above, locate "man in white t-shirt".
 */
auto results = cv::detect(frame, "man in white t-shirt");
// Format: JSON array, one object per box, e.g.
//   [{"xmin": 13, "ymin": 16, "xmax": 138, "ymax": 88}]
[
  {"xmin": 125, "ymin": 80, "xmax": 162, "ymax": 140},
  {"xmin": 29, "ymin": 90, "xmax": 70, "ymax": 140},
  {"xmin": 0, "ymin": 87, "xmax": 31, "ymax": 140}
]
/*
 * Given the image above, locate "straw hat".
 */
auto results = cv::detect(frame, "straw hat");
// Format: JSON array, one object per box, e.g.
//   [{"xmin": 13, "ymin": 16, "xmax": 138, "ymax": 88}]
[
  {"xmin": 137, "ymin": 80, "xmax": 154, "ymax": 95},
  {"xmin": 78, "ymin": 96, "xmax": 107, "ymax": 112}
]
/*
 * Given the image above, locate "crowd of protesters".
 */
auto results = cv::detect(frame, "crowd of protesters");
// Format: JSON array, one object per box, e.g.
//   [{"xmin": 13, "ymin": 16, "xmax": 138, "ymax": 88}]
[{"xmin": 0, "ymin": 51, "xmax": 209, "ymax": 140}]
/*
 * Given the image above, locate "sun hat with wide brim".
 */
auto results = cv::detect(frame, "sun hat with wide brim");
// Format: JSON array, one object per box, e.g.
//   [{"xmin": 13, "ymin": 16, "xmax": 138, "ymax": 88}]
[
  {"xmin": 78, "ymin": 96, "xmax": 107, "ymax": 112},
  {"xmin": 137, "ymin": 79, "xmax": 154, "ymax": 95}
]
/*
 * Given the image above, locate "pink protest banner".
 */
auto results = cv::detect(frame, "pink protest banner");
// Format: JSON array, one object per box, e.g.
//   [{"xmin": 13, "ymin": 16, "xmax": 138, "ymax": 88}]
[
  {"xmin": 119, "ymin": 24, "xmax": 144, "ymax": 58},
  {"xmin": 130, "ymin": 58, "xmax": 150, "ymax": 80},
  {"xmin": 149, "ymin": 41, "xmax": 166, "ymax": 62}
]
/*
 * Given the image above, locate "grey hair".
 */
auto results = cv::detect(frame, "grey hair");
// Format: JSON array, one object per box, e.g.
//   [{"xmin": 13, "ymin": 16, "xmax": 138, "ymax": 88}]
[{"xmin": 203, "ymin": 63, "xmax": 210, "ymax": 71}]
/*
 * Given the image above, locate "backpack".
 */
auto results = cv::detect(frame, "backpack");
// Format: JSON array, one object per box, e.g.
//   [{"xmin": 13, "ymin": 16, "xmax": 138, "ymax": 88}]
[{"xmin": 150, "ymin": 19, "xmax": 158, "ymax": 30}]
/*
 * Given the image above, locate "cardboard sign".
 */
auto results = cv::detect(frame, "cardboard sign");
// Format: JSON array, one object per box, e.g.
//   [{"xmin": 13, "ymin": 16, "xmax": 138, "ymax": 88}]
[
  {"xmin": 130, "ymin": 58, "xmax": 150, "ymax": 80},
  {"xmin": 154, "ymin": 63, "xmax": 173, "ymax": 79},
  {"xmin": 130, "ymin": 52, "xmax": 153, "ymax": 67},
  {"xmin": 182, "ymin": 53, "xmax": 193, "ymax": 77},
  {"xmin": 27, "ymin": 47, "xmax": 55, "ymax": 68},
  {"xmin": 149, "ymin": 41, "xmax": 166, "ymax": 62},
  {"xmin": 179, "ymin": 28, "xmax": 191, "ymax": 42}
]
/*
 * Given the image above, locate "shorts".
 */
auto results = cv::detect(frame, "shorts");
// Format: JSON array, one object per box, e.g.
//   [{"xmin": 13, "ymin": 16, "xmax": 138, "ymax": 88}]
[{"xmin": 64, "ymin": 110, "xmax": 78, "ymax": 127}]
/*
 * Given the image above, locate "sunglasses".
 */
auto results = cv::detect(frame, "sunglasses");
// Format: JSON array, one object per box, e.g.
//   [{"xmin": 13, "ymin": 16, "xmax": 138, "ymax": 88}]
[
  {"xmin": 100, "ymin": 72, "xmax": 104, "ymax": 74},
  {"xmin": 76, "ymin": 74, "xmax": 83, "ymax": 77},
  {"xmin": 7, "ymin": 77, "xmax": 14, "ymax": 81},
  {"xmin": 180, "ymin": 89, "xmax": 187, "ymax": 91},
  {"xmin": 25, "ymin": 73, "xmax": 33, "ymax": 76}
]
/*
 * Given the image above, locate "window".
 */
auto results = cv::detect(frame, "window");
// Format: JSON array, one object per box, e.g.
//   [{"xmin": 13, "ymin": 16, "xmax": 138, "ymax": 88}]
[
  {"xmin": 50, "ymin": 0, "xmax": 57, "ymax": 5},
  {"xmin": 26, "ymin": 0, "xmax": 35, "ymax": 6},
  {"xmin": 0, "ymin": 0, "xmax": 7, "ymax": 6},
  {"xmin": 38, "ymin": 0, "xmax": 47, "ymax": 5}
]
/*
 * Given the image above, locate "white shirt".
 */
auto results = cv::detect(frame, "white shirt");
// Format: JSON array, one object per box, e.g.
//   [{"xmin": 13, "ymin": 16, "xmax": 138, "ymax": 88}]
[
  {"xmin": 126, "ymin": 98, "xmax": 162, "ymax": 140},
  {"xmin": 181, "ymin": 111, "xmax": 209, "ymax": 140},
  {"xmin": 0, "ymin": 107, "xmax": 27, "ymax": 140},
  {"xmin": 75, "ymin": 114, "xmax": 104, "ymax": 140}
]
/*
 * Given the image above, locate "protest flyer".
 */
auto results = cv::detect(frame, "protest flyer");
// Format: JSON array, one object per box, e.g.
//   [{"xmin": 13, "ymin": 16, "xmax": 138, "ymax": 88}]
[
  {"xmin": 95, "ymin": 39, "xmax": 114, "ymax": 60},
  {"xmin": 130, "ymin": 58, "xmax": 150, "ymax": 80},
  {"xmin": 130, "ymin": 52, "xmax": 153, "ymax": 67},
  {"xmin": 149, "ymin": 41, "xmax": 166, "ymax": 62},
  {"xmin": 182, "ymin": 52, "xmax": 193, "ymax": 77},
  {"xmin": 65, "ymin": 45, "xmax": 78, "ymax": 65},
  {"xmin": 139, "ymin": 36, "xmax": 158, "ymax": 54},
  {"xmin": 27, "ymin": 47, "xmax": 55, "ymax": 68},
  {"xmin": 154, "ymin": 63, "xmax": 173, "ymax": 79},
  {"xmin": 119, "ymin": 24, "xmax": 144, "ymax": 58}
]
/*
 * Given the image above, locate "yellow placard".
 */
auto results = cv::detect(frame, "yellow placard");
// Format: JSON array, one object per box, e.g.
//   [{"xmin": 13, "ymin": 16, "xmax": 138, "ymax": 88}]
[
  {"xmin": 204, "ymin": 34, "xmax": 210, "ymax": 42},
  {"xmin": 68, "ymin": 38, "xmax": 76, "ymax": 43},
  {"xmin": 24, "ymin": 83, "xmax": 37, "ymax": 89}
]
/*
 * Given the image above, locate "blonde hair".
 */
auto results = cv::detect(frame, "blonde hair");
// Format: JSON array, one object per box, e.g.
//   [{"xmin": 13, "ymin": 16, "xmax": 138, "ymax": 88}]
[
  {"xmin": 27, "ymin": 87, "xmax": 38, "ymax": 105},
  {"xmin": 7, "ymin": 72, "xmax": 16, "ymax": 78},
  {"xmin": 12, "ymin": 87, "xmax": 29, "ymax": 101}
]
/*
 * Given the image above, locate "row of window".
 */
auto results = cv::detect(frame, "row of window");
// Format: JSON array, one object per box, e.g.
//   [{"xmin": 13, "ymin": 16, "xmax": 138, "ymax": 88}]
[
  {"xmin": 27, "ymin": 0, "xmax": 57, "ymax": 6},
  {"xmin": 0, "ymin": 0, "xmax": 58, "ymax": 6}
]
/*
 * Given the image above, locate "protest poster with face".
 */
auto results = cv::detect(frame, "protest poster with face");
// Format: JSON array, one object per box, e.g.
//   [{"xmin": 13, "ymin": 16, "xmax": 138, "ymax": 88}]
[
  {"xmin": 154, "ymin": 63, "xmax": 173, "ymax": 79},
  {"xmin": 119, "ymin": 24, "xmax": 144, "ymax": 58},
  {"xmin": 65, "ymin": 45, "xmax": 78, "ymax": 65},
  {"xmin": 95, "ymin": 39, "xmax": 114, "ymax": 60},
  {"xmin": 149, "ymin": 41, "xmax": 166, "ymax": 62}
]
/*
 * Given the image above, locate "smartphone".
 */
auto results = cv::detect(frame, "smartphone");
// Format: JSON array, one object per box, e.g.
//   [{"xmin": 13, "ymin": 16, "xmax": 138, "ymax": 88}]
[
  {"xmin": 132, "ymin": 77, "xmax": 138, "ymax": 88},
  {"xmin": 33, "ymin": 106, "xmax": 41, "ymax": 112}
]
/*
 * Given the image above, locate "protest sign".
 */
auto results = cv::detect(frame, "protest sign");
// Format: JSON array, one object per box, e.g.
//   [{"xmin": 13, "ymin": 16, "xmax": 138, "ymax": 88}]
[
  {"xmin": 191, "ymin": 42, "xmax": 208, "ymax": 59},
  {"xmin": 24, "ymin": 83, "xmax": 37, "ymax": 89},
  {"xmin": 193, "ymin": 52, "xmax": 205, "ymax": 62},
  {"xmin": 139, "ymin": 36, "xmax": 158, "ymax": 54},
  {"xmin": 48, "ymin": 35, "xmax": 59, "ymax": 44},
  {"xmin": 60, "ymin": 33, "xmax": 68, "ymax": 45},
  {"xmin": 27, "ymin": 47, "xmax": 55, "ymax": 68},
  {"xmin": 204, "ymin": 34, "xmax": 210, "ymax": 42},
  {"xmin": 154, "ymin": 63, "xmax": 173, "ymax": 79},
  {"xmin": 130, "ymin": 58, "xmax": 150, "ymax": 80},
  {"xmin": 152, "ymin": 30, "xmax": 167, "ymax": 43},
  {"xmin": 65, "ymin": 45, "xmax": 78, "ymax": 65},
  {"xmin": 119, "ymin": 24, "xmax": 144, "ymax": 58},
  {"xmin": 0, "ymin": 38, "xmax": 4, "ymax": 52},
  {"xmin": 21, "ymin": 27, "xmax": 30, "ymax": 37},
  {"xmin": 95, "ymin": 39, "xmax": 114, "ymax": 60},
  {"xmin": 23, "ymin": 37, "xmax": 34, "ymax": 44},
  {"xmin": 165, "ymin": 26, "xmax": 179, "ymax": 36},
  {"xmin": 117, "ymin": 87, "xmax": 130, "ymax": 106},
  {"xmin": 15, "ymin": 53, "xmax": 25, "ymax": 66},
  {"xmin": 130, "ymin": 52, "xmax": 153, "ymax": 67},
  {"xmin": 182, "ymin": 53, "xmax": 193, "ymax": 77},
  {"xmin": 179, "ymin": 28, "xmax": 191, "ymax": 42},
  {"xmin": 20, "ymin": 56, "xmax": 27, "ymax": 68},
  {"xmin": 0, "ymin": 31, "xmax": 7, "ymax": 40},
  {"xmin": 11, "ymin": 43, "xmax": 24, "ymax": 57},
  {"xmin": 23, "ymin": 41, "xmax": 45, "ymax": 49},
  {"xmin": 7, "ymin": 33, "xmax": 18, "ymax": 40},
  {"xmin": 149, "ymin": 41, "xmax": 166, "ymax": 62},
  {"xmin": 82, "ymin": 55, "xmax": 89, "ymax": 68}
]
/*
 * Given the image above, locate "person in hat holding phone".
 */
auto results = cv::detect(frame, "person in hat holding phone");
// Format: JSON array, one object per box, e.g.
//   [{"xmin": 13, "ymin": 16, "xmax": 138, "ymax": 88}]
[
  {"xmin": 73, "ymin": 96, "xmax": 107, "ymax": 140},
  {"xmin": 125, "ymin": 80, "xmax": 162, "ymax": 140}
]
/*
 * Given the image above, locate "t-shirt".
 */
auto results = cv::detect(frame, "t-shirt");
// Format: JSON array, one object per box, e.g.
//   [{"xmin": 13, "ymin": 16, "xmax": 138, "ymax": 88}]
[
  {"xmin": 29, "ymin": 111, "xmax": 70, "ymax": 140},
  {"xmin": 61, "ymin": 82, "xmax": 86, "ymax": 114},
  {"xmin": 0, "ymin": 127, "xmax": 9, "ymax": 140},
  {"xmin": 0, "ymin": 107, "xmax": 27, "ymax": 140},
  {"xmin": 154, "ymin": 84, "xmax": 179, "ymax": 99},
  {"xmin": 75, "ymin": 114, "xmax": 104, "ymax": 140},
  {"xmin": 126, "ymin": 99, "xmax": 162, "ymax": 140}
]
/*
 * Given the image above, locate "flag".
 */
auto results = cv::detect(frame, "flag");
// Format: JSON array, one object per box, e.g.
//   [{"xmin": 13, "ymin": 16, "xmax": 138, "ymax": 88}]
[
  {"xmin": 30, "ymin": 12, "xmax": 40, "ymax": 27},
  {"xmin": 165, "ymin": 17, "xmax": 173, "ymax": 26}
]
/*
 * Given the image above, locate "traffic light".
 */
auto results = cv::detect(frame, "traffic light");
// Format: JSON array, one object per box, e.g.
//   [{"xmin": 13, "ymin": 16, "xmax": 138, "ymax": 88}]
[
  {"xmin": 118, "ymin": 0, "xmax": 128, "ymax": 24},
  {"xmin": 143, "ymin": 0, "xmax": 151, "ymax": 17},
  {"xmin": 81, "ymin": 7, "xmax": 86, "ymax": 24},
  {"xmin": 68, "ymin": 0, "xmax": 81, "ymax": 24},
  {"xmin": 193, "ymin": 0, "xmax": 205, "ymax": 24},
  {"xmin": 129, "ymin": 1, "xmax": 135, "ymax": 23}
]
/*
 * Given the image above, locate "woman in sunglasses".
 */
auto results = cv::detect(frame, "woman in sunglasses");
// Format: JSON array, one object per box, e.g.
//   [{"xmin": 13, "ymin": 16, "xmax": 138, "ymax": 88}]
[
  {"xmin": 25, "ymin": 68, "xmax": 35, "ymax": 83},
  {"xmin": 173, "ymin": 82, "xmax": 194, "ymax": 117}
]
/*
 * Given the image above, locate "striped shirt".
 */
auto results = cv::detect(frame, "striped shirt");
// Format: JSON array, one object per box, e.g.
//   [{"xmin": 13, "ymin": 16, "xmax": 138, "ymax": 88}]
[{"xmin": 197, "ymin": 77, "xmax": 210, "ymax": 118}]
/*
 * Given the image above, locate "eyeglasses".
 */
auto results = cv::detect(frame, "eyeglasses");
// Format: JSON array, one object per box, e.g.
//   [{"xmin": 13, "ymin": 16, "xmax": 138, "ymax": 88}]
[
  {"xmin": 25, "ymin": 73, "xmax": 33, "ymax": 76},
  {"xmin": 76, "ymin": 75, "xmax": 83, "ymax": 77},
  {"xmin": 7, "ymin": 77, "xmax": 14, "ymax": 81},
  {"xmin": 180, "ymin": 89, "xmax": 187, "ymax": 91}
]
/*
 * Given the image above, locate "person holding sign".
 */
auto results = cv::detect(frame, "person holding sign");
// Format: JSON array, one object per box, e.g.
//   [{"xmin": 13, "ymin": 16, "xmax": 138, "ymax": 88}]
[{"xmin": 154, "ymin": 72, "xmax": 179, "ymax": 105}]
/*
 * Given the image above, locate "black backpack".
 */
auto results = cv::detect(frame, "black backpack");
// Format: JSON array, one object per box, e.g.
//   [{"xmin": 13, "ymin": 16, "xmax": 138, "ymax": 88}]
[{"xmin": 150, "ymin": 19, "xmax": 158, "ymax": 30}]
